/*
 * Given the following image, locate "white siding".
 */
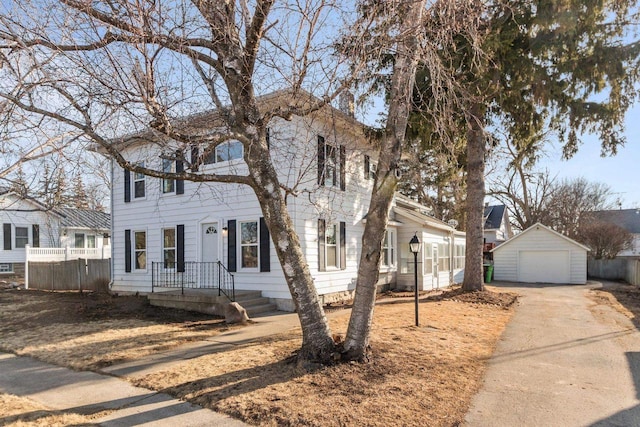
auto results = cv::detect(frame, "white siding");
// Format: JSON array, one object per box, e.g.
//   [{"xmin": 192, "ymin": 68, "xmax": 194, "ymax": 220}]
[
  {"xmin": 110, "ymin": 113, "xmax": 378, "ymax": 299},
  {"xmin": 493, "ymin": 225, "xmax": 587, "ymax": 284},
  {"xmin": 0, "ymin": 194, "xmax": 60, "ymax": 265}
]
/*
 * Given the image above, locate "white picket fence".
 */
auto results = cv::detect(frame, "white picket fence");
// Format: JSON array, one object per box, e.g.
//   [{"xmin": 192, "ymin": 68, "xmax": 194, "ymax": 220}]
[{"xmin": 25, "ymin": 245, "xmax": 112, "ymax": 262}]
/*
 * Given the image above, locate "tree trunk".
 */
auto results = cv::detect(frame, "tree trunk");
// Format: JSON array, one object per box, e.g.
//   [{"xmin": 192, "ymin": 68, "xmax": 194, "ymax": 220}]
[
  {"xmin": 343, "ymin": 0, "xmax": 426, "ymax": 362},
  {"xmin": 247, "ymin": 132, "xmax": 336, "ymax": 363},
  {"xmin": 462, "ymin": 103, "xmax": 485, "ymax": 292}
]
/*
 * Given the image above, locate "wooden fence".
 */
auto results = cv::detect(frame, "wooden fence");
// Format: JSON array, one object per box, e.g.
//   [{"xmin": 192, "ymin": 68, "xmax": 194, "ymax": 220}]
[
  {"xmin": 588, "ymin": 257, "xmax": 640, "ymax": 286},
  {"xmin": 27, "ymin": 258, "xmax": 111, "ymax": 292}
]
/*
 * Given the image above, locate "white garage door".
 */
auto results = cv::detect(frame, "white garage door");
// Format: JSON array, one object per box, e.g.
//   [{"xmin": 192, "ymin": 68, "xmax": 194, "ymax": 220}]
[{"xmin": 518, "ymin": 251, "xmax": 570, "ymax": 284}]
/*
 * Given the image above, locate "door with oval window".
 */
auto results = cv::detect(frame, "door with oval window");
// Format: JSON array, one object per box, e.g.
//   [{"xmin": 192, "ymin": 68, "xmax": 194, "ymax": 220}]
[{"xmin": 201, "ymin": 223, "xmax": 219, "ymax": 263}]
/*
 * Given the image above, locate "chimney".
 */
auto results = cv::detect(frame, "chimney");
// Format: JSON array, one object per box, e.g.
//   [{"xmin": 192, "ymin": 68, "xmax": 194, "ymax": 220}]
[{"xmin": 339, "ymin": 91, "xmax": 355, "ymax": 117}]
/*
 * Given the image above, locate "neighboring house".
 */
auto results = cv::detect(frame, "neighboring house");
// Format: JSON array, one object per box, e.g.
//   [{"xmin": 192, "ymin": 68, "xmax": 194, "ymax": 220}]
[
  {"xmin": 491, "ymin": 222, "xmax": 589, "ymax": 285},
  {"xmin": 590, "ymin": 209, "xmax": 640, "ymax": 257},
  {"xmin": 483, "ymin": 204, "xmax": 513, "ymax": 246},
  {"xmin": 0, "ymin": 187, "xmax": 111, "ymax": 277},
  {"xmin": 106, "ymin": 91, "xmax": 465, "ymax": 311}
]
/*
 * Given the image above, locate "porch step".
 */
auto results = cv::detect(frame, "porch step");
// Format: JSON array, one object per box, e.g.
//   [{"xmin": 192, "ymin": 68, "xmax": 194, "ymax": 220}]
[{"xmin": 147, "ymin": 289, "xmax": 277, "ymax": 318}]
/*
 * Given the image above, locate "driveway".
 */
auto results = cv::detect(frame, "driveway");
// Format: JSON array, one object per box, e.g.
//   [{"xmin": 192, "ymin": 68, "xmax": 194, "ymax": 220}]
[{"xmin": 465, "ymin": 281, "xmax": 640, "ymax": 427}]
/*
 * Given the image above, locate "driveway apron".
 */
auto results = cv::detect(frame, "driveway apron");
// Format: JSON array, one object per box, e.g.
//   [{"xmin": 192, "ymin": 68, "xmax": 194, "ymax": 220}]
[{"xmin": 465, "ymin": 282, "xmax": 640, "ymax": 427}]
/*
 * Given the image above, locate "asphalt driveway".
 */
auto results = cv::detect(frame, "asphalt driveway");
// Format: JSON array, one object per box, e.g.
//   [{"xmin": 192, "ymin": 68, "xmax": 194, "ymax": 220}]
[{"xmin": 465, "ymin": 281, "xmax": 640, "ymax": 427}]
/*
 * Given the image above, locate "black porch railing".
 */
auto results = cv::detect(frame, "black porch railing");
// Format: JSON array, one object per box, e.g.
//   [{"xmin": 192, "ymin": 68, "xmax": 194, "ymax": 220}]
[{"xmin": 151, "ymin": 261, "xmax": 235, "ymax": 301}]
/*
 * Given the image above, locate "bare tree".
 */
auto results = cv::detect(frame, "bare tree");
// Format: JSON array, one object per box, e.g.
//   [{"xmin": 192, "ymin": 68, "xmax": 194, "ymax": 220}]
[
  {"xmin": 342, "ymin": 0, "xmax": 486, "ymax": 360},
  {"xmin": 577, "ymin": 218, "xmax": 633, "ymax": 259},
  {"xmin": 0, "ymin": 0, "xmax": 366, "ymax": 362}
]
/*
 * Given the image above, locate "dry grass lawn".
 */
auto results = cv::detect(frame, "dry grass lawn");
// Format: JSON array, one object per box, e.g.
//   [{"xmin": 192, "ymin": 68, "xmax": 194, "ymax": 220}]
[
  {"xmin": 0, "ymin": 286, "xmax": 517, "ymax": 426},
  {"xmin": 0, "ymin": 393, "xmax": 102, "ymax": 426}
]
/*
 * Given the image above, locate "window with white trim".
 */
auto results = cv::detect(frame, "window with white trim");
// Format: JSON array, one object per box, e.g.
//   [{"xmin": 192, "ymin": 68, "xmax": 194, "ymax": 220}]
[
  {"xmin": 0, "ymin": 263, "xmax": 13, "ymax": 273},
  {"xmin": 162, "ymin": 228, "xmax": 176, "ymax": 269},
  {"xmin": 134, "ymin": 231, "xmax": 147, "ymax": 270},
  {"xmin": 325, "ymin": 223, "xmax": 338, "ymax": 268},
  {"xmin": 438, "ymin": 243, "xmax": 450, "ymax": 271},
  {"xmin": 15, "ymin": 227, "xmax": 28, "ymax": 249},
  {"xmin": 423, "ymin": 244, "xmax": 433, "ymax": 275},
  {"xmin": 240, "ymin": 221, "xmax": 258, "ymax": 269},
  {"xmin": 134, "ymin": 162, "xmax": 146, "ymax": 198},
  {"xmin": 162, "ymin": 158, "xmax": 175, "ymax": 193},
  {"xmin": 75, "ymin": 233, "xmax": 85, "ymax": 248},
  {"xmin": 87, "ymin": 235, "xmax": 96, "ymax": 248},
  {"xmin": 203, "ymin": 140, "xmax": 244, "ymax": 165},
  {"xmin": 382, "ymin": 230, "xmax": 396, "ymax": 267},
  {"xmin": 454, "ymin": 243, "xmax": 465, "ymax": 269}
]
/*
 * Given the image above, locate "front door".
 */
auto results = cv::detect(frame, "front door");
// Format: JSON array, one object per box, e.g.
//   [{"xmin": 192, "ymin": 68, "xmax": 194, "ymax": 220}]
[
  {"xmin": 432, "ymin": 245, "xmax": 439, "ymax": 289},
  {"xmin": 201, "ymin": 223, "xmax": 219, "ymax": 263}
]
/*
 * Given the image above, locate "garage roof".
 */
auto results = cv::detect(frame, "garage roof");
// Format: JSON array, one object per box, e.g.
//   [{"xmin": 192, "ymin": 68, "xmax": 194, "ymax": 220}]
[{"xmin": 491, "ymin": 222, "xmax": 590, "ymax": 252}]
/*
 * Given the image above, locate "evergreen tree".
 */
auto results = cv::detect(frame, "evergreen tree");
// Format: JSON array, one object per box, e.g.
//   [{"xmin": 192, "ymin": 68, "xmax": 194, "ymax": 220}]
[{"xmin": 410, "ymin": 0, "xmax": 640, "ymax": 290}]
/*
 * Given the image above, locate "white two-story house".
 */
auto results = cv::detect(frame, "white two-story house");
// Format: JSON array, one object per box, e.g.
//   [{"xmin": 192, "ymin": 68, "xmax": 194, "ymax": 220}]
[{"xmin": 107, "ymin": 92, "xmax": 465, "ymax": 311}]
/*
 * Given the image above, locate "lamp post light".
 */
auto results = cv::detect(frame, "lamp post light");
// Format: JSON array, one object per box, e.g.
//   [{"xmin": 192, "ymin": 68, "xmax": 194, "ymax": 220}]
[{"xmin": 409, "ymin": 233, "xmax": 421, "ymax": 327}]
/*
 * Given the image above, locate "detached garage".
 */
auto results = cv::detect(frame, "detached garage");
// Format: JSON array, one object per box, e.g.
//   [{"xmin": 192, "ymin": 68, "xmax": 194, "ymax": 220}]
[{"xmin": 492, "ymin": 223, "xmax": 590, "ymax": 284}]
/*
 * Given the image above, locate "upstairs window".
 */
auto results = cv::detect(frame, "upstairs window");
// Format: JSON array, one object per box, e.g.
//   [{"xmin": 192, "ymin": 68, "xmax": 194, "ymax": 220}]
[
  {"xmin": 317, "ymin": 135, "xmax": 346, "ymax": 190},
  {"xmin": 203, "ymin": 140, "xmax": 244, "ymax": 165},
  {"xmin": 87, "ymin": 235, "xmax": 96, "ymax": 248},
  {"xmin": 134, "ymin": 162, "xmax": 146, "ymax": 199},
  {"xmin": 162, "ymin": 158, "xmax": 175, "ymax": 193},
  {"xmin": 364, "ymin": 155, "xmax": 377, "ymax": 180}
]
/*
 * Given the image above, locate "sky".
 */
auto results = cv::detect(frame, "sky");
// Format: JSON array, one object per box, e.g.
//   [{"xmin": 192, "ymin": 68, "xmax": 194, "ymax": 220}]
[{"xmin": 540, "ymin": 101, "xmax": 640, "ymax": 209}]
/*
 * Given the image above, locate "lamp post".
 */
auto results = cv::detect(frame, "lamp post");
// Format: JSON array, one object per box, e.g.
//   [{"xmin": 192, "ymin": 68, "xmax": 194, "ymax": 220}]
[{"xmin": 409, "ymin": 233, "xmax": 421, "ymax": 327}]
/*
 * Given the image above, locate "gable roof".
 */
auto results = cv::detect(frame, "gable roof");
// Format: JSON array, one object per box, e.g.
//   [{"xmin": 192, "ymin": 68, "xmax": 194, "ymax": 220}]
[
  {"xmin": 102, "ymin": 89, "xmax": 369, "ymax": 152},
  {"xmin": 491, "ymin": 222, "xmax": 590, "ymax": 252},
  {"xmin": 590, "ymin": 209, "xmax": 640, "ymax": 234},
  {"xmin": 484, "ymin": 205, "xmax": 506, "ymax": 230},
  {"xmin": 56, "ymin": 207, "xmax": 110, "ymax": 230}
]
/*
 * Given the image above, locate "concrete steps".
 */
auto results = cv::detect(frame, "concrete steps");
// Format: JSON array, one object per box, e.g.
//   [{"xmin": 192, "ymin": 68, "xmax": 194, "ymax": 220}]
[{"xmin": 147, "ymin": 289, "xmax": 277, "ymax": 318}]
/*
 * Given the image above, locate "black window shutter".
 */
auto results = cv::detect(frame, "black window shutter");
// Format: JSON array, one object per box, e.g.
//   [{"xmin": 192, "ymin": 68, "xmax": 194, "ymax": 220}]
[
  {"xmin": 340, "ymin": 221, "xmax": 346, "ymax": 270},
  {"xmin": 176, "ymin": 156, "xmax": 184, "ymax": 195},
  {"xmin": 317, "ymin": 135, "xmax": 325, "ymax": 186},
  {"xmin": 176, "ymin": 224, "xmax": 185, "ymax": 272},
  {"xmin": 259, "ymin": 217, "xmax": 270, "ymax": 272},
  {"xmin": 318, "ymin": 219, "xmax": 326, "ymax": 272},
  {"xmin": 227, "ymin": 220, "xmax": 237, "ymax": 272},
  {"xmin": 340, "ymin": 145, "xmax": 346, "ymax": 191},
  {"xmin": 266, "ymin": 127, "xmax": 270, "ymax": 149},
  {"xmin": 3, "ymin": 224, "xmax": 11, "ymax": 250},
  {"xmin": 364, "ymin": 155, "xmax": 370, "ymax": 180},
  {"xmin": 191, "ymin": 145, "xmax": 199, "ymax": 172},
  {"xmin": 124, "ymin": 169, "xmax": 131, "ymax": 203},
  {"xmin": 124, "ymin": 229, "xmax": 132, "ymax": 272},
  {"xmin": 32, "ymin": 225, "xmax": 40, "ymax": 248}
]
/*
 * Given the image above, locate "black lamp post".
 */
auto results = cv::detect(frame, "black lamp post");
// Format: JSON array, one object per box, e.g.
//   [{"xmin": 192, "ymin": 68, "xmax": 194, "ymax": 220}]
[{"xmin": 409, "ymin": 233, "xmax": 421, "ymax": 327}]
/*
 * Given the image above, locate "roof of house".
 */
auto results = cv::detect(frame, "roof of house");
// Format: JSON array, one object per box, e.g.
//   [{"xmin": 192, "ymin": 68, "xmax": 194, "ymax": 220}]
[
  {"xmin": 590, "ymin": 209, "xmax": 640, "ymax": 234},
  {"xmin": 491, "ymin": 222, "xmax": 590, "ymax": 252},
  {"xmin": 484, "ymin": 205, "xmax": 506, "ymax": 230},
  {"xmin": 101, "ymin": 89, "xmax": 369, "ymax": 153},
  {"xmin": 56, "ymin": 207, "xmax": 110, "ymax": 230}
]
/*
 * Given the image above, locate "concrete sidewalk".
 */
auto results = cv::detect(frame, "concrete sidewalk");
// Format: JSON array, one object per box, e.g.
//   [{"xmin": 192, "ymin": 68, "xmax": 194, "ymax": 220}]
[
  {"xmin": 0, "ymin": 309, "xmax": 309, "ymax": 426},
  {"xmin": 465, "ymin": 282, "xmax": 640, "ymax": 426}
]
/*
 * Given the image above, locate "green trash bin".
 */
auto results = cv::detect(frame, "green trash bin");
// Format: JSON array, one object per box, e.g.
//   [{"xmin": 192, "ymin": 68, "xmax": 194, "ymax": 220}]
[{"xmin": 485, "ymin": 265, "xmax": 494, "ymax": 283}]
